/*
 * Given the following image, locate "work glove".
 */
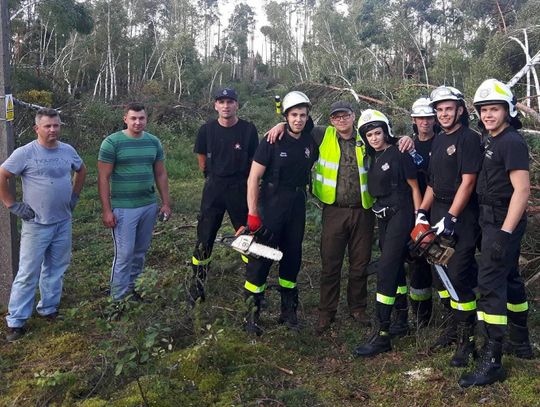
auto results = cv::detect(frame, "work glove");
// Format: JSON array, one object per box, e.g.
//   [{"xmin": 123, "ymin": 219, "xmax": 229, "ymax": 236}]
[
  {"xmin": 491, "ymin": 230, "xmax": 511, "ymax": 261},
  {"xmin": 433, "ymin": 212, "xmax": 457, "ymax": 237},
  {"xmin": 247, "ymin": 214, "xmax": 262, "ymax": 233},
  {"xmin": 69, "ymin": 192, "xmax": 80, "ymax": 211},
  {"xmin": 8, "ymin": 202, "xmax": 35, "ymax": 221},
  {"xmin": 415, "ymin": 209, "xmax": 429, "ymax": 227}
]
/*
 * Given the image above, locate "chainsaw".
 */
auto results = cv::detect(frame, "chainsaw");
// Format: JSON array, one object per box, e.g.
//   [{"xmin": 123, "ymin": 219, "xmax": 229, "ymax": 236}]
[
  {"xmin": 409, "ymin": 223, "xmax": 460, "ymax": 301},
  {"xmin": 218, "ymin": 226, "xmax": 283, "ymax": 261}
]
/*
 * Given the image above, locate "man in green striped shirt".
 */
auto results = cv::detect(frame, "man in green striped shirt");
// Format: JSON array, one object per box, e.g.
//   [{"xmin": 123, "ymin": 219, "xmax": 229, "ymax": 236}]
[{"xmin": 98, "ymin": 102, "xmax": 171, "ymax": 300}]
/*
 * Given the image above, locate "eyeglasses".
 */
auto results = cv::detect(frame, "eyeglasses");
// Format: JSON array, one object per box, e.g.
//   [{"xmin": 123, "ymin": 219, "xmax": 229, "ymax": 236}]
[{"xmin": 331, "ymin": 113, "xmax": 352, "ymax": 121}]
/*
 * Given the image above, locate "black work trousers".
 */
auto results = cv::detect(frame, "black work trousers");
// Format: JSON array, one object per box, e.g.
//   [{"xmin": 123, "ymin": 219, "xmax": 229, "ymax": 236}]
[
  {"xmin": 477, "ymin": 204, "xmax": 528, "ymax": 341},
  {"xmin": 245, "ymin": 186, "xmax": 306, "ymax": 292},
  {"xmin": 431, "ymin": 200, "xmax": 479, "ymax": 321},
  {"xmin": 192, "ymin": 176, "xmax": 248, "ymax": 265},
  {"xmin": 319, "ymin": 205, "xmax": 375, "ymax": 318},
  {"xmin": 375, "ymin": 198, "xmax": 413, "ymax": 328}
]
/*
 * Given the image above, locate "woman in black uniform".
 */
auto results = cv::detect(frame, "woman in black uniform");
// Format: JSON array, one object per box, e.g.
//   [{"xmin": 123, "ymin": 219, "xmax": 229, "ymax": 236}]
[
  {"xmin": 243, "ymin": 91, "xmax": 318, "ymax": 336},
  {"xmin": 459, "ymin": 79, "xmax": 531, "ymax": 387},
  {"xmin": 353, "ymin": 110, "xmax": 421, "ymax": 357}
]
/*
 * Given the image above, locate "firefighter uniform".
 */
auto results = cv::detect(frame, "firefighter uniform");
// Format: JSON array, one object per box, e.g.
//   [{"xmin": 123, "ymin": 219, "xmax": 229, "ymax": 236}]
[
  {"xmin": 191, "ymin": 118, "xmax": 258, "ymax": 302},
  {"xmin": 408, "ymin": 136, "xmax": 434, "ymax": 325},
  {"xmin": 476, "ymin": 127, "xmax": 530, "ymax": 346},
  {"xmin": 244, "ymin": 124, "xmax": 318, "ymax": 323}
]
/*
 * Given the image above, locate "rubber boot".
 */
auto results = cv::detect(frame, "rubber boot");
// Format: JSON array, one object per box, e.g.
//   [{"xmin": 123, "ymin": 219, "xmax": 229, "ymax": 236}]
[
  {"xmin": 278, "ymin": 287, "xmax": 299, "ymax": 330},
  {"xmin": 411, "ymin": 297, "xmax": 432, "ymax": 328},
  {"xmin": 187, "ymin": 265, "xmax": 207, "ymax": 308},
  {"xmin": 244, "ymin": 291, "xmax": 263, "ymax": 336},
  {"xmin": 459, "ymin": 340, "xmax": 506, "ymax": 387},
  {"xmin": 389, "ymin": 295, "xmax": 409, "ymax": 337},
  {"xmin": 430, "ymin": 307, "xmax": 457, "ymax": 351},
  {"xmin": 353, "ymin": 323, "xmax": 392, "ymax": 358},
  {"xmin": 504, "ymin": 322, "xmax": 533, "ymax": 359},
  {"xmin": 450, "ymin": 320, "xmax": 477, "ymax": 367}
]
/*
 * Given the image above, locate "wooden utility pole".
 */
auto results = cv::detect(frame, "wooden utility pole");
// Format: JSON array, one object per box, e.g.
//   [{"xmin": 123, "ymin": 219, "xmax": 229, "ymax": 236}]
[{"xmin": 0, "ymin": 1, "xmax": 18, "ymax": 306}]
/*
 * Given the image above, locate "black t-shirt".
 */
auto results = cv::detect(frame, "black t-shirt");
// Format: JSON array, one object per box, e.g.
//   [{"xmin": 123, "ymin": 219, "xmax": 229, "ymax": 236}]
[
  {"xmin": 414, "ymin": 136, "xmax": 433, "ymax": 195},
  {"xmin": 428, "ymin": 126, "xmax": 482, "ymax": 198},
  {"xmin": 194, "ymin": 118, "xmax": 259, "ymax": 178},
  {"xmin": 367, "ymin": 145, "xmax": 417, "ymax": 201},
  {"xmin": 477, "ymin": 126, "xmax": 529, "ymax": 200},
  {"xmin": 254, "ymin": 132, "xmax": 318, "ymax": 188}
]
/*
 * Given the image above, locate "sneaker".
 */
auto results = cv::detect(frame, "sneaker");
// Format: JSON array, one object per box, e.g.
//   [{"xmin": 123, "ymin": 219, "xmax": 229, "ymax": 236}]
[
  {"xmin": 40, "ymin": 312, "xmax": 63, "ymax": 321},
  {"xmin": 6, "ymin": 327, "xmax": 26, "ymax": 342}
]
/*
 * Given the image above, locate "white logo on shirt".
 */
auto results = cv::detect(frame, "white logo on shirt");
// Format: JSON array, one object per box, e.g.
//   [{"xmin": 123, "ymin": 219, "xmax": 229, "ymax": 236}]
[
  {"xmin": 304, "ymin": 147, "xmax": 310, "ymax": 158},
  {"xmin": 234, "ymin": 143, "xmax": 242, "ymax": 150},
  {"xmin": 485, "ymin": 150, "xmax": 493, "ymax": 159},
  {"xmin": 382, "ymin": 162, "xmax": 390, "ymax": 171},
  {"xmin": 280, "ymin": 152, "xmax": 288, "ymax": 158}
]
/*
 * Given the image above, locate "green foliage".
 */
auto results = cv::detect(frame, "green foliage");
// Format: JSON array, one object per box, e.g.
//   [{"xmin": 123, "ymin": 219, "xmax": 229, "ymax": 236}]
[{"xmin": 17, "ymin": 89, "xmax": 54, "ymax": 107}]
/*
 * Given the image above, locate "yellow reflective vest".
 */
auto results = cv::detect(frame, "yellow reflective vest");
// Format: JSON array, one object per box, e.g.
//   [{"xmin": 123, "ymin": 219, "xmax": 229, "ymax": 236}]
[{"xmin": 312, "ymin": 126, "xmax": 374, "ymax": 209}]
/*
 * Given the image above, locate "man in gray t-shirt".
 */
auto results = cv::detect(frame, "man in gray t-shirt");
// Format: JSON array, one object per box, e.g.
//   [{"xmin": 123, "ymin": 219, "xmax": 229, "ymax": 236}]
[{"xmin": 0, "ymin": 108, "xmax": 86, "ymax": 342}]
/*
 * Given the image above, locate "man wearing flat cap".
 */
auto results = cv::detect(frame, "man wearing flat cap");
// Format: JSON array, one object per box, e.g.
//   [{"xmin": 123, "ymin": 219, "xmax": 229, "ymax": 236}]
[{"xmin": 188, "ymin": 87, "xmax": 259, "ymax": 305}]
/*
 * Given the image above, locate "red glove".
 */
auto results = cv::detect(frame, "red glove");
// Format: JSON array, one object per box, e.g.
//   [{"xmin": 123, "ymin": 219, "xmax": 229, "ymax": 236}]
[{"xmin": 247, "ymin": 214, "xmax": 262, "ymax": 232}]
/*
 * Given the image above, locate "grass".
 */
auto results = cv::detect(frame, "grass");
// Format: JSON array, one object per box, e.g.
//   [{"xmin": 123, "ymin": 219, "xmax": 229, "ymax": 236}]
[{"xmin": 0, "ymin": 130, "xmax": 539, "ymax": 407}]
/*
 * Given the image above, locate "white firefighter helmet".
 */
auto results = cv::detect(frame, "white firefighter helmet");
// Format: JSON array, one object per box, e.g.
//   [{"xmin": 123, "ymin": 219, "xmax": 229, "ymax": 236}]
[
  {"xmin": 473, "ymin": 78, "xmax": 517, "ymax": 118},
  {"xmin": 281, "ymin": 91, "xmax": 311, "ymax": 115},
  {"xmin": 357, "ymin": 109, "xmax": 395, "ymax": 139},
  {"xmin": 430, "ymin": 85, "xmax": 464, "ymax": 106},
  {"xmin": 411, "ymin": 97, "xmax": 436, "ymax": 117}
]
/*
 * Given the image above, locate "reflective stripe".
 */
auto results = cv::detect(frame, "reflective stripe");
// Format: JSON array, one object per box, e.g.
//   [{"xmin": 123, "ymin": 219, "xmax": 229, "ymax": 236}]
[
  {"xmin": 315, "ymin": 173, "xmax": 337, "ymax": 187},
  {"xmin": 477, "ymin": 311, "xmax": 507, "ymax": 325},
  {"xmin": 279, "ymin": 278, "xmax": 296, "ymax": 289},
  {"xmin": 507, "ymin": 301, "xmax": 528, "ymax": 312},
  {"xmin": 438, "ymin": 290, "xmax": 450, "ymax": 299},
  {"xmin": 192, "ymin": 256, "xmax": 211, "ymax": 266},
  {"xmin": 360, "ymin": 184, "xmax": 368, "ymax": 193},
  {"xmin": 396, "ymin": 285, "xmax": 407, "ymax": 295},
  {"xmin": 319, "ymin": 158, "xmax": 339, "ymax": 170},
  {"xmin": 450, "ymin": 299, "xmax": 476, "ymax": 311},
  {"xmin": 376, "ymin": 293, "xmax": 396, "ymax": 305},
  {"xmin": 244, "ymin": 281, "xmax": 266, "ymax": 293},
  {"xmin": 410, "ymin": 287, "xmax": 432, "ymax": 301},
  {"xmin": 241, "ymin": 255, "xmax": 249, "ymax": 264},
  {"xmin": 358, "ymin": 166, "xmax": 367, "ymax": 175}
]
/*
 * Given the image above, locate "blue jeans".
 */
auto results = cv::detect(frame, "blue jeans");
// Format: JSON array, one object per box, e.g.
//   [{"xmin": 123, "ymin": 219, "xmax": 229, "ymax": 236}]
[
  {"xmin": 6, "ymin": 218, "xmax": 72, "ymax": 328},
  {"xmin": 110, "ymin": 203, "xmax": 158, "ymax": 300}
]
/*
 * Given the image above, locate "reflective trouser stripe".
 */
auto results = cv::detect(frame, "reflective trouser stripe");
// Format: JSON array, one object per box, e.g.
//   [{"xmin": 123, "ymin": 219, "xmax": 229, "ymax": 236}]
[
  {"xmin": 192, "ymin": 256, "xmax": 211, "ymax": 266},
  {"xmin": 279, "ymin": 278, "xmax": 296, "ymax": 289},
  {"xmin": 507, "ymin": 301, "xmax": 528, "ymax": 312},
  {"xmin": 396, "ymin": 285, "xmax": 408, "ymax": 295},
  {"xmin": 450, "ymin": 299, "xmax": 476, "ymax": 311},
  {"xmin": 377, "ymin": 293, "xmax": 396, "ymax": 305},
  {"xmin": 410, "ymin": 287, "xmax": 432, "ymax": 301},
  {"xmin": 438, "ymin": 290, "xmax": 450, "ymax": 299},
  {"xmin": 244, "ymin": 281, "xmax": 267, "ymax": 293},
  {"xmin": 241, "ymin": 255, "xmax": 249, "ymax": 264},
  {"xmin": 477, "ymin": 311, "xmax": 507, "ymax": 325}
]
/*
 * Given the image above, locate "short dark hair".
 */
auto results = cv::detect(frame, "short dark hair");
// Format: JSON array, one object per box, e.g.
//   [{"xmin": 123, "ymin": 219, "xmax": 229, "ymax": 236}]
[
  {"xmin": 35, "ymin": 108, "xmax": 59, "ymax": 124},
  {"xmin": 124, "ymin": 102, "xmax": 145, "ymax": 114}
]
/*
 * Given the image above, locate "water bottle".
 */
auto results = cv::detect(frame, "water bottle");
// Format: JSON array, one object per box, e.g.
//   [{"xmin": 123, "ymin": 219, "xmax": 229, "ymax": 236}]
[{"xmin": 409, "ymin": 149, "xmax": 424, "ymax": 166}]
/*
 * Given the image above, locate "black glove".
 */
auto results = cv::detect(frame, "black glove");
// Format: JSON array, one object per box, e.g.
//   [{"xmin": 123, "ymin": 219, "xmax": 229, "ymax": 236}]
[
  {"xmin": 491, "ymin": 230, "xmax": 511, "ymax": 261},
  {"xmin": 433, "ymin": 212, "xmax": 457, "ymax": 237},
  {"xmin": 69, "ymin": 193, "xmax": 79, "ymax": 211},
  {"xmin": 8, "ymin": 202, "xmax": 35, "ymax": 221}
]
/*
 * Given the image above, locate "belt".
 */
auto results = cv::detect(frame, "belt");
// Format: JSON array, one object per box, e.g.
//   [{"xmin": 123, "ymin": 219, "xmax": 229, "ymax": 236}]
[
  {"xmin": 434, "ymin": 194, "xmax": 454, "ymax": 204},
  {"xmin": 478, "ymin": 196, "xmax": 511, "ymax": 207},
  {"xmin": 332, "ymin": 203, "xmax": 363, "ymax": 208},
  {"xmin": 264, "ymin": 182, "xmax": 305, "ymax": 192}
]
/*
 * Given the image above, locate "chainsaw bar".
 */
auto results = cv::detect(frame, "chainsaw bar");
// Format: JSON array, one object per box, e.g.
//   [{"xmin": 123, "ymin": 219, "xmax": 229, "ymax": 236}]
[{"xmin": 219, "ymin": 234, "xmax": 283, "ymax": 261}]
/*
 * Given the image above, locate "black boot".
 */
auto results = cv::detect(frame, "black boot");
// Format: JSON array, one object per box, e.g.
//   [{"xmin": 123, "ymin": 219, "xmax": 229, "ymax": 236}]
[
  {"xmin": 411, "ymin": 298, "xmax": 432, "ymax": 328},
  {"xmin": 504, "ymin": 322, "xmax": 533, "ymax": 359},
  {"xmin": 389, "ymin": 294, "xmax": 409, "ymax": 337},
  {"xmin": 187, "ymin": 266, "xmax": 207, "ymax": 308},
  {"xmin": 244, "ymin": 291, "xmax": 263, "ymax": 336},
  {"xmin": 459, "ymin": 340, "xmax": 506, "ymax": 388},
  {"xmin": 450, "ymin": 320, "xmax": 477, "ymax": 367},
  {"xmin": 353, "ymin": 325, "xmax": 392, "ymax": 357},
  {"xmin": 278, "ymin": 287, "xmax": 299, "ymax": 330},
  {"xmin": 430, "ymin": 309, "xmax": 457, "ymax": 351}
]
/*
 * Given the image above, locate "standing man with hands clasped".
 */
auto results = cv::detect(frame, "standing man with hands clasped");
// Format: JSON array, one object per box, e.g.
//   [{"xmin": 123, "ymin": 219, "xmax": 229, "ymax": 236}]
[
  {"xmin": 0, "ymin": 108, "xmax": 86, "ymax": 342},
  {"xmin": 98, "ymin": 103, "xmax": 171, "ymax": 301}
]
